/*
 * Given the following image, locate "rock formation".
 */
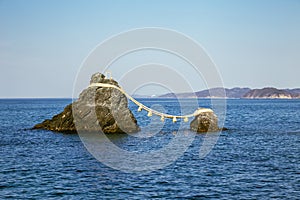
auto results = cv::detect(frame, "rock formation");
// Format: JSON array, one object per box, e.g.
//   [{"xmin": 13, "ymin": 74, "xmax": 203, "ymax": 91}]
[
  {"xmin": 190, "ymin": 108, "xmax": 226, "ymax": 133},
  {"xmin": 33, "ymin": 73, "xmax": 140, "ymax": 134}
]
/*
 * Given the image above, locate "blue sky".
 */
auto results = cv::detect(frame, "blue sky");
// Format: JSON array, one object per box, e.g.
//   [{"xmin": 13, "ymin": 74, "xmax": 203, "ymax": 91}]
[{"xmin": 0, "ymin": 0, "xmax": 299, "ymax": 97}]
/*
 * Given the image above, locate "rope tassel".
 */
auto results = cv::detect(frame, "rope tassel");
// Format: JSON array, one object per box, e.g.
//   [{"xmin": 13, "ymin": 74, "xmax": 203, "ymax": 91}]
[
  {"xmin": 138, "ymin": 105, "xmax": 143, "ymax": 112},
  {"xmin": 147, "ymin": 111, "xmax": 152, "ymax": 117},
  {"xmin": 184, "ymin": 117, "xmax": 189, "ymax": 122},
  {"xmin": 173, "ymin": 117, "xmax": 177, "ymax": 123}
]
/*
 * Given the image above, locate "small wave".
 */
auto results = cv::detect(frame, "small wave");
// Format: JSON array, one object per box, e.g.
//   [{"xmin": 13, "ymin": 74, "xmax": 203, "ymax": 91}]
[{"xmin": 287, "ymin": 130, "xmax": 300, "ymax": 134}]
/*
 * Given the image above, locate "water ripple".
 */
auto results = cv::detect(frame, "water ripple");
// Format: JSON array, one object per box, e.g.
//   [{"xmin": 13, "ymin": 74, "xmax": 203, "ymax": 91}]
[{"xmin": 0, "ymin": 99, "xmax": 299, "ymax": 199}]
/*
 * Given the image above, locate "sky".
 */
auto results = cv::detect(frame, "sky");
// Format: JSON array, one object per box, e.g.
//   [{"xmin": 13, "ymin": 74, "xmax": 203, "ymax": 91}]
[{"xmin": 0, "ymin": 0, "xmax": 299, "ymax": 97}]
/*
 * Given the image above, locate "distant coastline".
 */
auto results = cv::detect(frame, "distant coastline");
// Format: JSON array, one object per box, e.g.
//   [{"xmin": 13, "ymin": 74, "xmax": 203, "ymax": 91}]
[
  {"xmin": 1, "ymin": 87, "xmax": 300, "ymax": 100},
  {"xmin": 133, "ymin": 87, "xmax": 300, "ymax": 99}
]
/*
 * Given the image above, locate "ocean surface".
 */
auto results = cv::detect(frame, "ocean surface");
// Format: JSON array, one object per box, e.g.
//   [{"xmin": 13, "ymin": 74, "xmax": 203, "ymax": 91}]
[{"xmin": 0, "ymin": 98, "xmax": 299, "ymax": 199}]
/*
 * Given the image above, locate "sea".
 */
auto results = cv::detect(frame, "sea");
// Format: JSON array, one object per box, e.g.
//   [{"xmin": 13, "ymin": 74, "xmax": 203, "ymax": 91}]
[{"xmin": 0, "ymin": 98, "xmax": 299, "ymax": 199}]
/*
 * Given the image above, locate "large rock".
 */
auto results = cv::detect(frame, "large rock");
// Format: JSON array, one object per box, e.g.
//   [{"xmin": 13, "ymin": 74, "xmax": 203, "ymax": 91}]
[
  {"xmin": 190, "ymin": 108, "xmax": 226, "ymax": 133},
  {"xmin": 33, "ymin": 73, "xmax": 140, "ymax": 134}
]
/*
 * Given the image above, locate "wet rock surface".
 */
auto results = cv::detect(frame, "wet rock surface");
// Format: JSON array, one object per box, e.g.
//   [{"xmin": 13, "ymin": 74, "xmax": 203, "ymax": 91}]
[
  {"xmin": 33, "ymin": 73, "xmax": 140, "ymax": 134},
  {"xmin": 190, "ymin": 108, "xmax": 226, "ymax": 133}
]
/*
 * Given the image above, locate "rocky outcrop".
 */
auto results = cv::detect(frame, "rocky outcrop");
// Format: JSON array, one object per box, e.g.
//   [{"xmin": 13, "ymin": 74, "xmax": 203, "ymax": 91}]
[
  {"xmin": 33, "ymin": 104, "xmax": 76, "ymax": 132},
  {"xmin": 190, "ymin": 108, "xmax": 226, "ymax": 133},
  {"xmin": 33, "ymin": 73, "xmax": 140, "ymax": 134}
]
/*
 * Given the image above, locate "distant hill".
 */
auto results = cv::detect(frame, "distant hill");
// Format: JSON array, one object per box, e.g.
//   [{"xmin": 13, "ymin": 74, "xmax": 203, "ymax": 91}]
[
  {"xmin": 243, "ymin": 87, "xmax": 300, "ymax": 99},
  {"xmin": 286, "ymin": 88, "xmax": 300, "ymax": 95},
  {"xmin": 198, "ymin": 87, "xmax": 251, "ymax": 98},
  {"xmin": 158, "ymin": 87, "xmax": 300, "ymax": 99},
  {"xmin": 159, "ymin": 87, "xmax": 251, "ymax": 98}
]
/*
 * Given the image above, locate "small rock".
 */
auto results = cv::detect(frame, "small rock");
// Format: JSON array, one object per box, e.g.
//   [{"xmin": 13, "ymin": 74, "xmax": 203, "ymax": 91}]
[
  {"xmin": 190, "ymin": 108, "xmax": 226, "ymax": 133},
  {"xmin": 90, "ymin": 73, "xmax": 105, "ymax": 84}
]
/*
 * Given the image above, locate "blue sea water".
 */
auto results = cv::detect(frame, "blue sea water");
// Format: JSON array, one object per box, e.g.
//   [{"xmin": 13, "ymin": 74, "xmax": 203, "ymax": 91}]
[{"xmin": 0, "ymin": 98, "xmax": 299, "ymax": 199}]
